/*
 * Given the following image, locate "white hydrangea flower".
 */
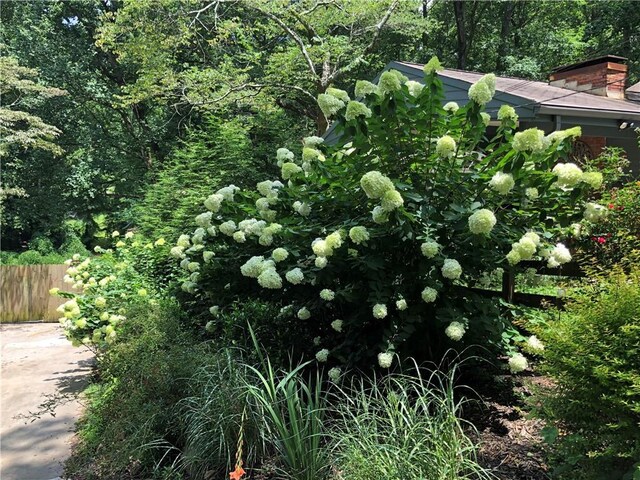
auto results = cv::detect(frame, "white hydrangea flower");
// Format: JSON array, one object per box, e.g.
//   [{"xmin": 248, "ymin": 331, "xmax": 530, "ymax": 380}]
[
  {"xmin": 297, "ymin": 307, "xmax": 311, "ymax": 320},
  {"xmin": 423, "ymin": 56, "xmax": 443, "ymax": 75},
  {"xmin": 276, "ymin": 148, "xmax": 294, "ymax": 163},
  {"xmin": 315, "ymin": 256, "xmax": 328, "ymax": 268},
  {"xmin": 360, "ymin": 171, "xmax": 394, "ymax": 199},
  {"xmin": 202, "ymin": 251, "xmax": 214, "ymax": 263},
  {"xmin": 497, "ymin": 105, "xmax": 518, "ymax": 122},
  {"xmin": 523, "ymin": 232, "xmax": 541, "ymax": 246},
  {"xmin": 436, "ymin": 135, "xmax": 456, "ymax": 158},
  {"xmin": 513, "ymin": 128, "xmax": 546, "ymax": 153},
  {"xmin": 489, "ymin": 172, "xmax": 515, "ymax": 195},
  {"xmin": 441, "ymin": 259, "xmax": 462, "ymax": 280},
  {"xmin": 405, "ymin": 80, "xmax": 424, "ymax": 97},
  {"xmin": 292, "ymin": 201, "xmax": 311, "ymax": 217},
  {"xmin": 372, "ymin": 206, "xmax": 389, "ymax": 224},
  {"xmin": 443, "ymin": 101, "xmax": 459, "ymax": 113},
  {"xmin": 345, "ymin": 101, "xmax": 372, "ymax": 121},
  {"xmin": 421, "ymin": 287, "xmax": 438, "ymax": 303},
  {"xmin": 271, "ymin": 248, "xmax": 289, "ymax": 262},
  {"xmin": 331, "ymin": 319, "xmax": 343, "ymax": 332},
  {"xmin": 468, "ymin": 79, "xmax": 493, "ymax": 105},
  {"xmin": 303, "ymin": 136, "xmax": 324, "ymax": 147},
  {"xmin": 525, "ymin": 187, "xmax": 539, "ymax": 200},
  {"xmin": 111, "ymin": 230, "xmax": 120, "ymax": 238},
  {"xmin": 241, "ymin": 256, "xmax": 266, "ymax": 278},
  {"xmin": 285, "ymin": 268, "xmax": 304, "ymax": 285},
  {"xmin": 187, "ymin": 262, "xmax": 200, "ymax": 272},
  {"xmin": 177, "ymin": 234, "xmax": 191, "ymax": 248},
  {"xmin": 259, "ymin": 234, "xmax": 274, "ymax": 246},
  {"xmin": 511, "ymin": 236, "xmax": 537, "ymax": 260},
  {"xmin": 216, "ymin": 185, "xmax": 239, "ymax": 202},
  {"xmin": 256, "ymin": 197, "xmax": 271, "ymax": 211},
  {"xmin": 378, "ymin": 71, "xmax": 402, "ymax": 95},
  {"xmin": 328, "ymin": 367, "xmax": 342, "ymax": 382},
  {"xmin": 195, "ymin": 211, "xmax": 213, "ymax": 228},
  {"xmin": 257, "ymin": 267, "xmax": 283, "ymax": 289},
  {"xmin": 219, "ymin": 221, "xmax": 237, "ymax": 236},
  {"xmin": 312, "ymin": 239, "xmax": 333, "ymax": 257},
  {"xmin": 317, "ymin": 93, "xmax": 345, "ymax": 118},
  {"xmin": 581, "ymin": 171, "xmax": 603, "ymax": 189},
  {"xmin": 281, "ymin": 162, "xmax": 302, "ymax": 180},
  {"xmin": 584, "ymin": 202, "xmax": 607, "ymax": 223},
  {"xmin": 526, "ymin": 335, "xmax": 544, "ymax": 351},
  {"xmin": 445, "ymin": 321, "xmax": 466, "ymax": 341},
  {"xmin": 349, "ymin": 226, "xmax": 370, "ymax": 245},
  {"xmin": 355, "ymin": 80, "xmax": 379, "ymax": 97},
  {"xmin": 421, "ymin": 240, "xmax": 440, "ymax": 258},
  {"xmin": 325, "ymin": 231, "xmax": 343, "ymax": 250},
  {"xmin": 372, "ymin": 303, "xmax": 388, "ymax": 319},
  {"xmin": 377, "ymin": 352, "xmax": 394, "ymax": 368},
  {"xmin": 506, "ymin": 249, "xmax": 521, "ymax": 265},
  {"xmin": 171, "ymin": 246, "xmax": 186, "ymax": 259},
  {"xmin": 233, "ymin": 231, "xmax": 246, "ymax": 243},
  {"xmin": 315, "ymin": 349, "xmax": 329, "ymax": 363},
  {"xmin": 209, "ymin": 305, "xmax": 220, "ymax": 317},
  {"xmin": 396, "ymin": 299, "xmax": 408, "ymax": 311},
  {"xmin": 508, "ymin": 353, "xmax": 528, "ymax": 373},
  {"xmin": 207, "ymin": 225, "xmax": 217, "ymax": 236},
  {"xmin": 480, "ymin": 112, "xmax": 491, "ymax": 126},
  {"xmin": 204, "ymin": 193, "xmax": 224, "ymax": 212},
  {"xmin": 381, "ymin": 189, "xmax": 404, "ymax": 212},
  {"xmin": 468, "ymin": 209, "xmax": 497, "ymax": 235},
  {"xmin": 320, "ymin": 289, "xmax": 335, "ymax": 301},
  {"xmin": 547, "ymin": 243, "xmax": 571, "ymax": 268},
  {"xmin": 552, "ymin": 163, "xmax": 583, "ymax": 188}
]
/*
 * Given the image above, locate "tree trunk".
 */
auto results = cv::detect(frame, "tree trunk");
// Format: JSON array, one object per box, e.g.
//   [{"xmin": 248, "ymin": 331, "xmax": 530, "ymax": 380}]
[
  {"xmin": 495, "ymin": 1, "xmax": 516, "ymax": 72},
  {"xmin": 453, "ymin": 0, "xmax": 467, "ymax": 69}
]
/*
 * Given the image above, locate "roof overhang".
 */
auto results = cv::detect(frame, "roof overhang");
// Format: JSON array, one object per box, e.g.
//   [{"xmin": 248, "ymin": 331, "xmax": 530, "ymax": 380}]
[{"xmin": 538, "ymin": 105, "xmax": 640, "ymax": 122}]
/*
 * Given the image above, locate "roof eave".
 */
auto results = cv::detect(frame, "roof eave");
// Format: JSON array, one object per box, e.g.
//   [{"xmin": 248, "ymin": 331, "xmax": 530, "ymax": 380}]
[{"xmin": 538, "ymin": 105, "xmax": 640, "ymax": 122}]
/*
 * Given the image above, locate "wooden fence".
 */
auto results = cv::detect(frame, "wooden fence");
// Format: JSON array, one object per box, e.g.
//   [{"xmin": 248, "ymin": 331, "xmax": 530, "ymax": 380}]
[
  {"xmin": 0, "ymin": 264, "xmax": 69, "ymax": 323},
  {"xmin": 460, "ymin": 260, "xmax": 585, "ymax": 309}
]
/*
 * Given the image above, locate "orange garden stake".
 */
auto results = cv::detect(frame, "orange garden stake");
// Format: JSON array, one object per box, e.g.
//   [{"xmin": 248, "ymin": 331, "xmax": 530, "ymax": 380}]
[{"xmin": 229, "ymin": 407, "xmax": 247, "ymax": 480}]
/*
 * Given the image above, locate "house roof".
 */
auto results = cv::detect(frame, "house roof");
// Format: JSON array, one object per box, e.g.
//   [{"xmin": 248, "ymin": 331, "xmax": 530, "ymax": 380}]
[{"xmin": 395, "ymin": 61, "xmax": 640, "ymax": 121}]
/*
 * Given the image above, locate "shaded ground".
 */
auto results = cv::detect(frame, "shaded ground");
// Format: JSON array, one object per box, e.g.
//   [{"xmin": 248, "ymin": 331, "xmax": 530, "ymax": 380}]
[
  {"xmin": 468, "ymin": 372, "xmax": 551, "ymax": 480},
  {"xmin": 1, "ymin": 322, "xmax": 93, "ymax": 480}
]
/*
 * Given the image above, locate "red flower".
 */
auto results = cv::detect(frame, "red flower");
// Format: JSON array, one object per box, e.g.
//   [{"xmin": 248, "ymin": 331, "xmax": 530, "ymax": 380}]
[
  {"xmin": 229, "ymin": 466, "xmax": 246, "ymax": 480},
  {"xmin": 608, "ymin": 203, "xmax": 615, "ymax": 209},
  {"xmin": 597, "ymin": 237, "xmax": 606, "ymax": 244}
]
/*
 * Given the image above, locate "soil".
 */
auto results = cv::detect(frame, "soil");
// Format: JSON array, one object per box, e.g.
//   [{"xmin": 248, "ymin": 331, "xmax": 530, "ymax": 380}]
[{"xmin": 467, "ymin": 371, "xmax": 553, "ymax": 480}]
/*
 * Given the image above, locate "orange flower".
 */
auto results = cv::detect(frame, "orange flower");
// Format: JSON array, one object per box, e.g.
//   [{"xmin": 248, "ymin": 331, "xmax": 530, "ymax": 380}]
[{"xmin": 229, "ymin": 466, "xmax": 246, "ymax": 480}]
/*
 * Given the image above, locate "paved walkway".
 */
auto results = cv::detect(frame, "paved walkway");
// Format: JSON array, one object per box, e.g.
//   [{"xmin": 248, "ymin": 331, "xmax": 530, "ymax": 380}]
[{"xmin": 1, "ymin": 323, "xmax": 94, "ymax": 480}]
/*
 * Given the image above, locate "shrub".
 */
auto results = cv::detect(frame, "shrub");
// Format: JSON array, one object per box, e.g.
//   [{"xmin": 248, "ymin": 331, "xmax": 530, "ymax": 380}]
[
  {"xmin": 65, "ymin": 300, "xmax": 212, "ymax": 480},
  {"xmin": 28, "ymin": 235, "xmax": 56, "ymax": 255},
  {"xmin": 575, "ymin": 180, "xmax": 640, "ymax": 271},
  {"xmin": 534, "ymin": 267, "xmax": 640, "ymax": 479},
  {"xmin": 329, "ymin": 364, "xmax": 493, "ymax": 480},
  {"xmin": 53, "ymin": 232, "xmax": 164, "ymax": 350},
  {"xmin": 171, "ymin": 58, "xmax": 603, "ymax": 371}
]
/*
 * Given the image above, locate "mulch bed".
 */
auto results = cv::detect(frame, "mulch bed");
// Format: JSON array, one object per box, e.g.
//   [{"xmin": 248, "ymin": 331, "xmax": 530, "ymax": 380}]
[{"xmin": 465, "ymin": 371, "xmax": 553, "ymax": 480}]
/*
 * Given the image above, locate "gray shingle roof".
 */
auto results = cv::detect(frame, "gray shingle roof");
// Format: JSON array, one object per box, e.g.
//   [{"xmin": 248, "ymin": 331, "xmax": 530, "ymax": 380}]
[{"xmin": 397, "ymin": 61, "xmax": 640, "ymax": 119}]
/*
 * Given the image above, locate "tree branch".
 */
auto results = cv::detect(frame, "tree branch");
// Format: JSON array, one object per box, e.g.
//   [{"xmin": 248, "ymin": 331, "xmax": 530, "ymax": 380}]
[{"xmin": 249, "ymin": 3, "xmax": 318, "ymax": 79}]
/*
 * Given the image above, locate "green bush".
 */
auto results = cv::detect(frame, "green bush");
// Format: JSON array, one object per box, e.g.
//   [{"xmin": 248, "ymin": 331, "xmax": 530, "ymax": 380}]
[
  {"xmin": 534, "ymin": 267, "xmax": 640, "ymax": 479},
  {"xmin": 28, "ymin": 235, "xmax": 56, "ymax": 255},
  {"xmin": 0, "ymin": 249, "xmax": 66, "ymax": 265},
  {"xmin": 576, "ymin": 180, "xmax": 640, "ymax": 272},
  {"xmin": 171, "ymin": 59, "xmax": 604, "ymax": 371},
  {"xmin": 65, "ymin": 300, "xmax": 212, "ymax": 480}
]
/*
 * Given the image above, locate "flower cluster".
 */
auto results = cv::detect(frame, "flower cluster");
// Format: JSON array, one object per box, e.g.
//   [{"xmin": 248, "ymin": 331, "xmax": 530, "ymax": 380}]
[
  {"xmin": 489, "ymin": 172, "xmax": 515, "ymax": 195},
  {"xmin": 468, "ymin": 74, "xmax": 496, "ymax": 105},
  {"xmin": 468, "ymin": 209, "xmax": 497, "ymax": 235},
  {"xmin": 445, "ymin": 321, "xmax": 466, "ymax": 341}
]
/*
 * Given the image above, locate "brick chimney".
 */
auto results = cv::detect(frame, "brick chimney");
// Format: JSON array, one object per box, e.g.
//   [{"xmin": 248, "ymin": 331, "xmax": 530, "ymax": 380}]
[{"xmin": 549, "ymin": 55, "xmax": 628, "ymax": 99}]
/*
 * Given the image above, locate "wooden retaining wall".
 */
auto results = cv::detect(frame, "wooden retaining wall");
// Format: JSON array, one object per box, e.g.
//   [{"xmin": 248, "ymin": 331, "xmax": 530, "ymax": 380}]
[{"xmin": 0, "ymin": 265, "xmax": 69, "ymax": 323}]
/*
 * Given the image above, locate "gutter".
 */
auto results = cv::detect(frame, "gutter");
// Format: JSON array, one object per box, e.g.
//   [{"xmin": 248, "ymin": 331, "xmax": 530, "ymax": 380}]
[{"xmin": 538, "ymin": 105, "xmax": 640, "ymax": 122}]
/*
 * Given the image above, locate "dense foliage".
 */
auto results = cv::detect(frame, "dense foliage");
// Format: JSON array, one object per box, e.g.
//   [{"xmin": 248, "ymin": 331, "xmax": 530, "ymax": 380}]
[
  {"xmin": 535, "ymin": 267, "xmax": 640, "ymax": 479},
  {"xmin": 171, "ymin": 63, "xmax": 606, "ymax": 371}
]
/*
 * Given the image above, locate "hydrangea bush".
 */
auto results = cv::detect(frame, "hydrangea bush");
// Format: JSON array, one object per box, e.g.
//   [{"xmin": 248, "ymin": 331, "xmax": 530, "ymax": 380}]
[
  {"xmin": 51, "ymin": 232, "xmax": 163, "ymax": 350},
  {"xmin": 172, "ymin": 58, "xmax": 606, "ymax": 370}
]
